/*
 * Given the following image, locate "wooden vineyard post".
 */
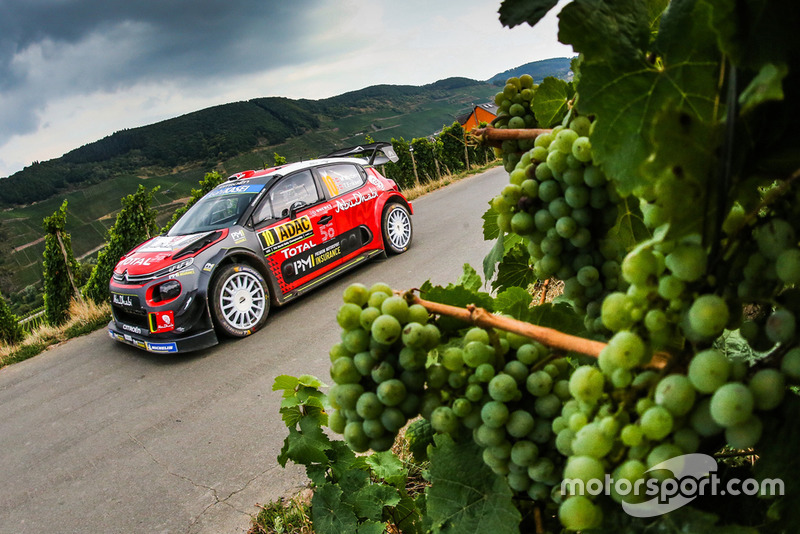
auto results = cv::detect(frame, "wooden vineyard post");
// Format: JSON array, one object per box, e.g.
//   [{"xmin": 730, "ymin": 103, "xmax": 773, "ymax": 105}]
[{"xmin": 409, "ymin": 146, "xmax": 420, "ymax": 187}]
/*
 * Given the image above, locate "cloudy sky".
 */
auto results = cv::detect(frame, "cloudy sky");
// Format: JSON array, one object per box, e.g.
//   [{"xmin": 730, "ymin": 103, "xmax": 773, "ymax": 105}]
[{"xmin": 0, "ymin": 0, "xmax": 572, "ymax": 178}]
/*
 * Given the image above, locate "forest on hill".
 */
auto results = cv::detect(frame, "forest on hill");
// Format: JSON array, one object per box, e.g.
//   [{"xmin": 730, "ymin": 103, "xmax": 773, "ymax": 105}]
[
  {"xmin": 487, "ymin": 57, "xmax": 575, "ymax": 85},
  {"xmin": 0, "ymin": 78, "xmax": 489, "ymax": 207}
]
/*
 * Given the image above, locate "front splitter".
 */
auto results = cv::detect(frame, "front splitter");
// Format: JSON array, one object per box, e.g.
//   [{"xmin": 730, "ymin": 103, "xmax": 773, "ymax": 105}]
[{"xmin": 107, "ymin": 321, "xmax": 218, "ymax": 354}]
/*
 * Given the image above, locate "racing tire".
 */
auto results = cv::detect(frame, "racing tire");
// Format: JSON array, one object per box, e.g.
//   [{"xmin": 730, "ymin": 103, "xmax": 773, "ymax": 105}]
[
  {"xmin": 382, "ymin": 203, "xmax": 412, "ymax": 254},
  {"xmin": 209, "ymin": 263, "xmax": 270, "ymax": 338}
]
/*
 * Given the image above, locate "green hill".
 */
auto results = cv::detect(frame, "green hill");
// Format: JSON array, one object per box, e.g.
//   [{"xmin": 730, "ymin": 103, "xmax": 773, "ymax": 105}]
[{"xmin": 487, "ymin": 57, "xmax": 575, "ymax": 86}]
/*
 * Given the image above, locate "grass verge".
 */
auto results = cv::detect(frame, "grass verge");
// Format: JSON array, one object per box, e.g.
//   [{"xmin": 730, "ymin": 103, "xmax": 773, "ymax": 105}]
[
  {"xmin": 0, "ymin": 299, "xmax": 111, "ymax": 369},
  {"xmin": 400, "ymin": 160, "xmax": 501, "ymax": 201}
]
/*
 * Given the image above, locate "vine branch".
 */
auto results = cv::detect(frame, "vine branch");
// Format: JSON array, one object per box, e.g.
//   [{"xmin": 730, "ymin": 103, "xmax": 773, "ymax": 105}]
[
  {"xmin": 401, "ymin": 290, "xmax": 669, "ymax": 369},
  {"xmin": 469, "ymin": 127, "xmax": 553, "ymax": 148},
  {"xmin": 402, "ymin": 291, "xmax": 607, "ymax": 357}
]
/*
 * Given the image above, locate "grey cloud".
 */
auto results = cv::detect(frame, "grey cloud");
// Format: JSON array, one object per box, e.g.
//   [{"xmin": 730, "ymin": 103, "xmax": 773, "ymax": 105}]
[{"xmin": 0, "ymin": 0, "xmax": 328, "ymax": 143}]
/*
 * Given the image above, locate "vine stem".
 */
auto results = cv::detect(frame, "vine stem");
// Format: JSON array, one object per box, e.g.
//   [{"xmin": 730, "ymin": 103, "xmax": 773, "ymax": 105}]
[
  {"xmin": 469, "ymin": 127, "xmax": 553, "ymax": 147},
  {"xmin": 714, "ymin": 450, "xmax": 757, "ymax": 459},
  {"xmin": 401, "ymin": 290, "xmax": 670, "ymax": 369},
  {"xmin": 537, "ymin": 279, "xmax": 550, "ymax": 305},
  {"xmin": 534, "ymin": 506, "xmax": 544, "ymax": 534},
  {"xmin": 402, "ymin": 291, "xmax": 607, "ymax": 357}
]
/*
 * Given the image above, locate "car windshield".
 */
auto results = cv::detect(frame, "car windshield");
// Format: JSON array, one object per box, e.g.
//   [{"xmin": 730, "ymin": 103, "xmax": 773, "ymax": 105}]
[{"xmin": 168, "ymin": 184, "xmax": 263, "ymax": 236}]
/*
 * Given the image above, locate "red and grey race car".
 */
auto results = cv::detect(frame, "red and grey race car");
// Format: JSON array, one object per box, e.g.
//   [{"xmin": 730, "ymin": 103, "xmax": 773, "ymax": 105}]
[{"xmin": 107, "ymin": 142, "xmax": 412, "ymax": 353}]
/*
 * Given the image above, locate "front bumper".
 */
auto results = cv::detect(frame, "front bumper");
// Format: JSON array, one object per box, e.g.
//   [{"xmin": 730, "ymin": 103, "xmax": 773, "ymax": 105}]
[{"xmin": 107, "ymin": 321, "xmax": 218, "ymax": 354}]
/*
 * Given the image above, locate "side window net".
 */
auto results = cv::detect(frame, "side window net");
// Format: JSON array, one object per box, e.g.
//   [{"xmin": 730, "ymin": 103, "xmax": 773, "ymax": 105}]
[{"xmin": 318, "ymin": 164, "xmax": 365, "ymax": 197}]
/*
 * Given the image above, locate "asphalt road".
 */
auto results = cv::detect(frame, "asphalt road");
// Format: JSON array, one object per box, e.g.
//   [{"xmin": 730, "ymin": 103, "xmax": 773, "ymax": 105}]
[{"xmin": 0, "ymin": 166, "xmax": 509, "ymax": 534}]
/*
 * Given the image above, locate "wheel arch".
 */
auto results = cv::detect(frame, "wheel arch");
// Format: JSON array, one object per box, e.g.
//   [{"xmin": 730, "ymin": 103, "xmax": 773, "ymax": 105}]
[
  {"xmin": 376, "ymin": 192, "xmax": 413, "ymax": 218},
  {"xmin": 210, "ymin": 249, "xmax": 280, "ymax": 305},
  {"xmin": 378, "ymin": 196, "xmax": 413, "ymax": 254},
  {"xmin": 375, "ymin": 193, "xmax": 412, "ymax": 249}
]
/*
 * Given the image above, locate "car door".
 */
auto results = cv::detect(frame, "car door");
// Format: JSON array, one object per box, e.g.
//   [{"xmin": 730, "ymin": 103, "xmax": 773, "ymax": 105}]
[
  {"xmin": 316, "ymin": 162, "xmax": 381, "ymax": 260},
  {"xmin": 252, "ymin": 169, "xmax": 341, "ymax": 296}
]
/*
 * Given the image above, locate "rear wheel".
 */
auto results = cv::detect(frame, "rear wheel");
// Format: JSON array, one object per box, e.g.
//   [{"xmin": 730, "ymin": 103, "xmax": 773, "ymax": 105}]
[
  {"xmin": 210, "ymin": 263, "xmax": 269, "ymax": 337},
  {"xmin": 382, "ymin": 203, "xmax": 412, "ymax": 254}
]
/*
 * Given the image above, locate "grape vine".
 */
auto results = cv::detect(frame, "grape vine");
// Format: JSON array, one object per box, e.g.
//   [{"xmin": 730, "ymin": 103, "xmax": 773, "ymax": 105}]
[{"xmin": 275, "ymin": 0, "xmax": 800, "ymax": 532}]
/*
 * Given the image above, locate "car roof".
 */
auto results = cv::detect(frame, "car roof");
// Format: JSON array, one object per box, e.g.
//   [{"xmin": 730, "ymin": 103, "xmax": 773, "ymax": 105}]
[
  {"xmin": 218, "ymin": 142, "xmax": 397, "ymax": 189},
  {"xmin": 222, "ymin": 157, "xmax": 369, "ymax": 187}
]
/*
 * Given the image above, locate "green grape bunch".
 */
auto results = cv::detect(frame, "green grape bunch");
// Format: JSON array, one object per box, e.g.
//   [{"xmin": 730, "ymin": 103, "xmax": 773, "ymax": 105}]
[
  {"xmin": 328, "ymin": 282, "xmax": 441, "ymax": 453},
  {"xmin": 491, "ymin": 74, "xmax": 540, "ymax": 172},
  {"xmin": 491, "ymin": 114, "xmax": 628, "ymax": 334}
]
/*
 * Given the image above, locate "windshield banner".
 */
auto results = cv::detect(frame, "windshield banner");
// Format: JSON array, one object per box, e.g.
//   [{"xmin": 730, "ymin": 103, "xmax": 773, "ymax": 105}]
[{"xmin": 205, "ymin": 183, "xmax": 264, "ymax": 199}]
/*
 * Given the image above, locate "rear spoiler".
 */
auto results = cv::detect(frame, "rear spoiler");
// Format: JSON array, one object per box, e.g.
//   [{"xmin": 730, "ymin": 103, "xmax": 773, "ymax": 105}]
[{"xmin": 322, "ymin": 142, "xmax": 399, "ymax": 166}]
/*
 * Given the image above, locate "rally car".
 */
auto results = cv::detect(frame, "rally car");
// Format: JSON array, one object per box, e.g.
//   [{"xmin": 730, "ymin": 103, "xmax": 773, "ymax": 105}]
[{"xmin": 107, "ymin": 142, "xmax": 412, "ymax": 353}]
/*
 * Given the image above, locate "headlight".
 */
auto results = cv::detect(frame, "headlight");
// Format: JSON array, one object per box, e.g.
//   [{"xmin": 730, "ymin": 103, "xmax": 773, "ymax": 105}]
[{"xmin": 164, "ymin": 258, "xmax": 194, "ymax": 276}]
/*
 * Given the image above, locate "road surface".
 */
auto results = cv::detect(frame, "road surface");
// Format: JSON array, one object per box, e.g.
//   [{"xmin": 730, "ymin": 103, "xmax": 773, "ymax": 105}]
[{"xmin": 0, "ymin": 166, "xmax": 508, "ymax": 533}]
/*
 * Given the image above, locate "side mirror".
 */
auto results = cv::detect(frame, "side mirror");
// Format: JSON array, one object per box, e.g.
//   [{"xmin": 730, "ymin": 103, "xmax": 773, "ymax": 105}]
[{"xmin": 289, "ymin": 201, "xmax": 306, "ymax": 219}]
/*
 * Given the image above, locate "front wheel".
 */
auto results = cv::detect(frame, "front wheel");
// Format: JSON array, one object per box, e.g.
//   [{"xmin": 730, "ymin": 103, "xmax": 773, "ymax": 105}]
[
  {"xmin": 209, "ymin": 263, "xmax": 270, "ymax": 337},
  {"xmin": 382, "ymin": 203, "xmax": 413, "ymax": 254}
]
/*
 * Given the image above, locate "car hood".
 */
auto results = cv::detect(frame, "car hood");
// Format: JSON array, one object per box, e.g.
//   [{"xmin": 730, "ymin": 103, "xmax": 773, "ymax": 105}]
[{"xmin": 114, "ymin": 231, "xmax": 221, "ymax": 278}]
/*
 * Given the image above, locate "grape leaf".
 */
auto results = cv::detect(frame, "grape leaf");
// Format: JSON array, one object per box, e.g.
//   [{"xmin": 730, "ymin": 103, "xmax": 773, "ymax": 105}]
[
  {"xmin": 350, "ymin": 484, "xmax": 401, "ymax": 522},
  {"xmin": 311, "ymin": 483, "xmax": 359, "ymax": 534},
  {"xmin": 305, "ymin": 463, "xmax": 328, "ymax": 487},
  {"xmin": 457, "ymin": 263, "xmax": 483, "ymax": 293},
  {"xmin": 494, "ymin": 286, "xmax": 534, "ymax": 321},
  {"xmin": 279, "ymin": 386, "xmax": 328, "ymax": 428},
  {"xmin": 357, "ymin": 521, "xmax": 387, "ymax": 534},
  {"xmin": 558, "ymin": 0, "xmax": 652, "ymax": 68},
  {"xmin": 738, "ymin": 62, "xmax": 787, "ymax": 115},
  {"xmin": 531, "ymin": 77, "xmax": 574, "ymax": 128},
  {"xmin": 482, "ymin": 205, "xmax": 499, "ymax": 241},
  {"xmin": 426, "ymin": 434, "xmax": 520, "ymax": 533},
  {"xmin": 628, "ymin": 223, "xmax": 669, "ymax": 256},
  {"xmin": 337, "ymin": 467, "xmax": 370, "ymax": 495},
  {"xmin": 641, "ymin": 107, "xmax": 720, "ymax": 240},
  {"xmin": 279, "ymin": 405, "xmax": 312, "ymax": 428},
  {"xmin": 498, "ymin": 0, "xmax": 560, "ymax": 28},
  {"xmin": 653, "ymin": 507, "xmax": 759, "ymax": 534},
  {"xmin": 420, "ymin": 281, "xmax": 495, "ymax": 332},
  {"xmin": 563, "ymin": 0, "xmax": 722, "ymax": 195},
  {"xmin": 295, "ymin": 386, "xmax": 327, "ymax": 409},
  {"xmin": 328, "ymin": 440, "xmax": 368, "ymax": 482},
  {"xmin": 273, "ymin": 374, "xmax": 300, "ymax": 396},
  {"xmin": 492, "ymin": 242, "xmax": 535, "ymax": 293},
  {"xmin": 483, "ymin": 235, "xmax": 505, "ymax": 282},
  {"xmin": 393, "ymin": 493, "xmax": 426, "ymax": 534},
  {"xmin": 277, "ymin": 415, "xmax": 333, "ymax": 467},
  {"xmin": 297, "ymin": 374, "xmax": 325, "ymax": 388},
  {"xmin": 645, "ymin": 0, "xmax": 671, "ymax": 31},
  {"xmin": 526, "ymin": 301, "xmax": 586, "ymax": 337},
  {"xmin": 482, "ymin": 203, "xmax": 524, "ymax": 282},
  {"xmin": 606, "ymin": 195, "xmax": 648, "ymax": 251},
  {"xmin": 366, "ymin": 450, "xmax": 408, "ymax": 488}
]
